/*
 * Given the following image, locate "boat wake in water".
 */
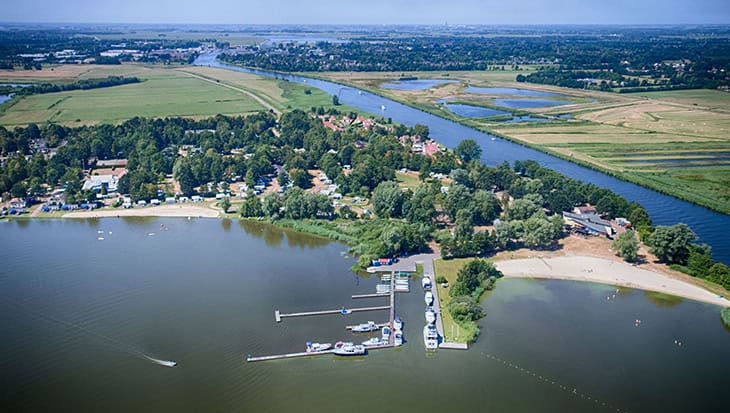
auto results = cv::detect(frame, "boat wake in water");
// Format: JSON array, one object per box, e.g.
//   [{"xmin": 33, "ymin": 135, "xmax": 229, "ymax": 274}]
[
  {"xmin": 3, "ymin": 298, "xmax": 177, "ymax": 367},
  {"xmin": 143, "ymin": 356, "xmax": 177, "ymax": 367}
]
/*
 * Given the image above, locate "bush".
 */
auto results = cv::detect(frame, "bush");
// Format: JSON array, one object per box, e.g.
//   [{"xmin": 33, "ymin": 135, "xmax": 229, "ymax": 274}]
[
  {"xmin": 722, "ymin": 307, "xmax": 730, "ymax": 328},
  {"xmin": 435, "ymin": 275, "xmax": 447, "ymax": 284}
]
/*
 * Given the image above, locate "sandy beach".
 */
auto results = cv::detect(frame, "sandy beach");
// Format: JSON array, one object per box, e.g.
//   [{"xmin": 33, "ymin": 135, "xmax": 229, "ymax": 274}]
[
  {"xmin": 63, "ymin": 204, "xmax": 220, "ymax": 218},
  {"xmin": 495, "ymin": 256, "xmax": 730, "ymax": 307}
]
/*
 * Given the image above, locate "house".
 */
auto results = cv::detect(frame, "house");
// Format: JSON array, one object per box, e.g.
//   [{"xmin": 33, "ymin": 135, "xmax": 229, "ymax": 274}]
[
  {"xmin": 573, "ymin": 205, "xmax": 597, "ymax": 215},
  {"xmin": 82, "ymin": 175, "xmax": 119, "ymax": 193},
  {"xmin": 562, "ymin": 211, "xmax": 615, "ymax": 238}
]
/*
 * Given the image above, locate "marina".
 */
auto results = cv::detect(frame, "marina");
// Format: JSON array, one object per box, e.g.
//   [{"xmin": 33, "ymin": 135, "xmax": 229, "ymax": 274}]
[{"xmin": 252, "ymin": 270, "xmax": 402, "ymax": 362}]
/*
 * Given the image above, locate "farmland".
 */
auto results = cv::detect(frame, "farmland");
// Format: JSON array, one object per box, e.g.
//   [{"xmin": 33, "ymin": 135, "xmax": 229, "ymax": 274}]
[
  {"xmin": 315, "ymin": 71, "xmax": 730, "ymax": 214},
  {"xmin": 0, "ymin": 64, "xmax": 344, "ymax": 126}
]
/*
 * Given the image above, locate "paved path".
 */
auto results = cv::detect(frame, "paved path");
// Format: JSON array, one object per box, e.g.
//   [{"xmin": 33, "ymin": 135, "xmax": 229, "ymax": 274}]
[{"xmin": 178, "ymin": 70, "xmax": 281, "ymax": 115}]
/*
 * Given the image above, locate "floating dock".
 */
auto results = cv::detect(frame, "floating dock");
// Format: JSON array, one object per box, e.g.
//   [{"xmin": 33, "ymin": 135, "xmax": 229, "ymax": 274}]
[
  {"xmin": 351, "ymin": 293, "xmax": 390, "ymax": 299},
  {"xmin": 275, "ymin": 306, "xmax": 390, "ymax": 322},
  {"xmin": 247, "ymin": 343, "xmax": 395, "ymax": 362},
  {"xmin": 345, "ymin": 322, "xmax": 390, "ymax": 330}
]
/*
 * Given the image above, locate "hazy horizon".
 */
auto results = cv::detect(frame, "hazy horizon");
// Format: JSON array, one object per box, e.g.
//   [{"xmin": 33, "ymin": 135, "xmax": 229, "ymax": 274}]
[{"xmin": 4, "ymin": 0, "xmax": 730, "ymax": 26}]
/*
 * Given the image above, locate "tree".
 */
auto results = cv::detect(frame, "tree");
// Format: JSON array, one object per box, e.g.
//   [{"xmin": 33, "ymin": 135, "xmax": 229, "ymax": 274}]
[
  {"xmin": 455, "ymin": 139, "xmax": 482, "ymax": 162},
  {"xmin": 649, "ymin": 224, "xmax": 697, "ymax": 265},
  {"xmin": 405, "ymin": 184, "xmax": 435, "ymax": 224},
  {"xmin": 454, "ymin": 209, "xmax": 474, "ymax": 240},
  {"xmin": 522, "ymin": 213, "xmax": 556, "ymax": 249},
  {"xmin": 372, "ymin": 181, "xmax": 405, "ymax": 218},
  {"xmin": 219, "ymin": 196, "xmax": 231, "ymax": 213},
  {"xmin": 612, "ymin": 230, "xmax": 640, "ymax": 262},
  {"xmin": 240, "ymin": 193, "xmax": 263, "ymax": 217},
  {"xmin": 332, "ymin": 95, "xmax": 340, "ymax": 106},
  {"xmin": 506, "ymin": 197, "xmax": 540, "ymax": 221}
]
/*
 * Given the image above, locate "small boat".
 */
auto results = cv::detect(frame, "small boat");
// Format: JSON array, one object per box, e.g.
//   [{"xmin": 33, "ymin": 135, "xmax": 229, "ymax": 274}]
[
  {"xmin": 362, "ymin": 337, "xmax": 384, "ymax": 346},
  {"xmin": 352, "ymin": 321, "xmax": 379, "ymax": 332},
  {"xmin": 341, "ymin": 307, "xmax": 352, "ymax": 315},
  {"xmin": 423, "ymin": 325, "xmax": 439, "ymax": 350},
  {"xmin": 421, "ymin": 276, "xmax": 432, "ymax": 290},
  {"xmin": 491, "ymin": 137, "xmax": 496, "ymax": 141},
  {"xmin": 394, "ymin": 330, "xmax": 404, "ymax": 346},
  {"xmin": 306, "ymin": 342, "xmax": 332, "ymax": 352},
  {"xmin": 425, "ymin": 291, "xmax": 434, "ymax": 305},
  {"xmin": 381, "ymin": 326, "xmax": 392, "ymax": 341},
  {"xmin": 425, "ymin": 309, "xmax": 436, "ymax": 324},
  {"xmin": 333, "ymin": 341, "xmax": 367, "ymax": 356},
  {"xmin": 393, "ymin": 317, "xmax": 403, "ymax": 331},
  {"xmin": 160, "ymin": 360, "xmax": 177, "ymax": 367},
  {"xmin": 381, "ymin": 105, "xmax": 386, "ymax": 111},
  {"xmin": 358, "ymin": 90, "xmax": 362, "ymax": 95}
]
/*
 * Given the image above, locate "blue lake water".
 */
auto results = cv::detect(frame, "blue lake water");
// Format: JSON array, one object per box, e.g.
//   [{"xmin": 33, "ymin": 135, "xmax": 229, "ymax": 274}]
[
  {"xmin": 0, "ymin": 94, "xmax": 13, "ymax": 104},
  {"xmin": 443, "ymin": 103, "xmax": 511, "ymax": 118},
  {"xmin": 494, "ymin": 98, "xmax": 572, "ymax": 109},
  {"xmin": 195, "ymin": 53, "xmax": 730, "ymax": 264},
  {"xmin": 499, "ymin": 115, "xmax": 552, "ymax": 123},
  {"xmin": 381, "ymin": 79, "xmax": 458, "ymax": 90},
  {"xmin": 465, "ymin": 87, "xmax": 564, "ymax": 97}
]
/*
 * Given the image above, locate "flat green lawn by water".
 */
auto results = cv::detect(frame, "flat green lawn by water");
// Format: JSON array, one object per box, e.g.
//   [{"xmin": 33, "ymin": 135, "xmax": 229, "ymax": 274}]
[{"xmin": 434, "ymin": 257, "xmax": 480, "ymax": 344}]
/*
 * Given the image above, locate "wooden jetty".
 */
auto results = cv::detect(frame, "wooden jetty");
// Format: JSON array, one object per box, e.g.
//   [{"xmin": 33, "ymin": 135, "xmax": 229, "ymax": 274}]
[
  {"xmin": 351, "ymin": 293, "xmax": 390, "ymax": 299},
  {"xmin": 247, "ymin": 343, "xmax": 395, "ymax": 363},
  {"xmin": 275, "ymin": 305, "xmax": 390, "ymax": 322}
]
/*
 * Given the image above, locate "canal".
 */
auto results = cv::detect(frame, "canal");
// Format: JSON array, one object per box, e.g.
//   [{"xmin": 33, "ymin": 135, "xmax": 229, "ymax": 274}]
[{"xmin": 194, "ymin": 53, "xmax": 730, "ymax": 265}]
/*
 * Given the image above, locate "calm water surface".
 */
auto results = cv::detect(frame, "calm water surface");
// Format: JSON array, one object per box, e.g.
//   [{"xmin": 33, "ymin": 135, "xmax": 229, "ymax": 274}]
[
  {"xmin": 465, "ymin": 86, "xmax": 564, "ymax": 97},
  {"xmin": 381, "ymin": 79, "xmax": 457, "ymax": 90},
  {"xmin": 2, "ymin": 219, "xmax": 729, "ymax": 412}
]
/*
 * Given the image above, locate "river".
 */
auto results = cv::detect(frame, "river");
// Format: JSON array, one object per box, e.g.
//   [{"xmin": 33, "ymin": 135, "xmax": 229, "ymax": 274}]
[
  {"xmin": 1, "ymin": 219, "xmax": 729, "ymax": 412},
  {"xmin": 194, "ymin": 53, "xmax": 730, "ymax": 265}
]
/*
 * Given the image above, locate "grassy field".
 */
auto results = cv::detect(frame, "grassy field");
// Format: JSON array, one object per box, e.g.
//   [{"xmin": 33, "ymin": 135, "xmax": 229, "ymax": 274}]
[
  {"xmin": 0, "ymin": 64, "xmax": 352, "ymax": 126},
  {"xmin": 316, "ymin": 70, "xmax": 730, "ymax": 215},
  {"xmin": 433, "ymin": 257, "xmax": 481, "ymax": 344}
]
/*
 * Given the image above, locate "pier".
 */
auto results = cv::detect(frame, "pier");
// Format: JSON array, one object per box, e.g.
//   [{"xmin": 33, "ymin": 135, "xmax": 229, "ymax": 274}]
[
  {"xmin": 351, "ymin": 293, "xmax": 390, "ymax": 299},
  {"xmin": 275, "ymin": 305, "xmax": 390, "ymax": 322},
  {"xmin": 247, "ymin": 343, "xmax": 395, "ymax": 362}
]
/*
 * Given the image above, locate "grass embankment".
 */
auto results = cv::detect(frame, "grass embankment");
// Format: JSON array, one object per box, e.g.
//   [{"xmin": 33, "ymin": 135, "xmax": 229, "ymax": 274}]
[{"xmin": 433, "ymin": 258, "xmax": 482, "ymax": 343}]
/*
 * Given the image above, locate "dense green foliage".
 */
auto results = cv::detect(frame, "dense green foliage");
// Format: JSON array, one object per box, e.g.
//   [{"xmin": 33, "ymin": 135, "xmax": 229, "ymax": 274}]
[
  {"xmin": 612, "ymin": 230, "xmax": 640, "ymax": 262},
  {"xmin": 722, "ymin": 307, "xmax": 730, "ymax": 328},
  {"xmin": 650, "ymin": 224, "xmax": 697, "ymax": 265},
  {"xmin": 5, "ymin": 76, "xmax": 141, "ymax": 96},
  {"xmin": 446, "ymin": 259, "xmax": 503, "ymax": 340}
]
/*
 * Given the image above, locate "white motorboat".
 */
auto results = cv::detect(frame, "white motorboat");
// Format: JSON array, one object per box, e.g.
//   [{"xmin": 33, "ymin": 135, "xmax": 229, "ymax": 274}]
[
  {"xmin": 421, "ymin": 276, "xmax": 432, "ymax": 290},
  {"xmin": 306, "ymin": 342, "xmax": 332, "ymax": 352},
  {"xmin": 333, "ymin": 341, "xmax": 367, "ymax": 356},
  {"xmin": 423, "ymin": 325, "xmax": 439, "ymax": 350},
  {"xmin": 425, "ymin": 291, "xmax": 434, "ymax": 305},
  {"xmin": 352, "ymin": 321, "xmax": 379, "ymax": 333},
  {"xmin": 425, "ymin": 309, "xmax": 436, "ymax": 324},
  {"xmin": 394, "ymin": 330, "xmax": 404, "ymax": 346},
  {"xmin": 393, "ymin": 317, "xmax": 403, "ymax": 331},
  {"xmin": 362, "ymin": 337, "xmax": 384, "ymax": 346},
  {"xmin": 381, "ymin": 326, "xmax": 392, "ymax": 341}
]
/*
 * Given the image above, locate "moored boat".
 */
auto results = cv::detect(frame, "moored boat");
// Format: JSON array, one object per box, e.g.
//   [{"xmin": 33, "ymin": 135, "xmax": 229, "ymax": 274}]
[
  {"xmin": 421, "ymin": 276, "xmax": 432, "ymax": 290},
  {"xmin": 352, "ymin": 321, "xmax": 379, "ymax": 332},
  {"xmin": 333, "ymin": 341, "xmax": 367, "ymax": 356},
  {"xmin": 393, "ymin": 317, "xmax": 403, "ymax": 331},
  {"xmin": 362, "ymin": 337, "xmax": 385, "ymax": 346},
  {"xmin": 425, "ymin": 291, "xmax": 434, "ymax": 305},
  {"xmin": 306, "ymin": 342, "xmax": 332, "ymax": 352},
  {"xmin": 423, "ymin": 325, "xmax": 439, "ymax": 350},
  {"xmin": 381, "ymin": 326, "xmax": 392, "ymax": 341},
  {"xmin": 394, "ymin": 330, "xmax": 404, "ymax": 346},
  {"xmin": 425, "ymin": 309, "xmax": 436, "ymax": 324}
]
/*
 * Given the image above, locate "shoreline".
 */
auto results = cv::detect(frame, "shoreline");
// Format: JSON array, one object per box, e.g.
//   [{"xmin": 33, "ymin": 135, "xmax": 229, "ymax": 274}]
[
  {"xmin": 494, "ymin": 255, "xmax": 730, "ymax": 308},
  {"xmin": 61, "ymin": 204, "xmax": 220, "ymax": 219}
]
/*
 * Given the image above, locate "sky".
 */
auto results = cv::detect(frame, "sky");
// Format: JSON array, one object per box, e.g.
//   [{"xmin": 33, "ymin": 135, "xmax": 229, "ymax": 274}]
[{"xmin": 3, "ymin": 0, "xmax": 730, "ymax": 25}]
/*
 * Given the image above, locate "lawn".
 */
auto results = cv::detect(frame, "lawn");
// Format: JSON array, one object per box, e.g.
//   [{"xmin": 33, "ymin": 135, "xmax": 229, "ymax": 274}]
[
  {"xmin": 0, "ymin": 70, "xmax": 266, "ymax": 126},
  {"xmin": 433, "ymin": 257, "xmax": 481, "ymax": 344},
  {"xmin": 0, "ymin": 64, "xmax": 362, "ymax": 126}
]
